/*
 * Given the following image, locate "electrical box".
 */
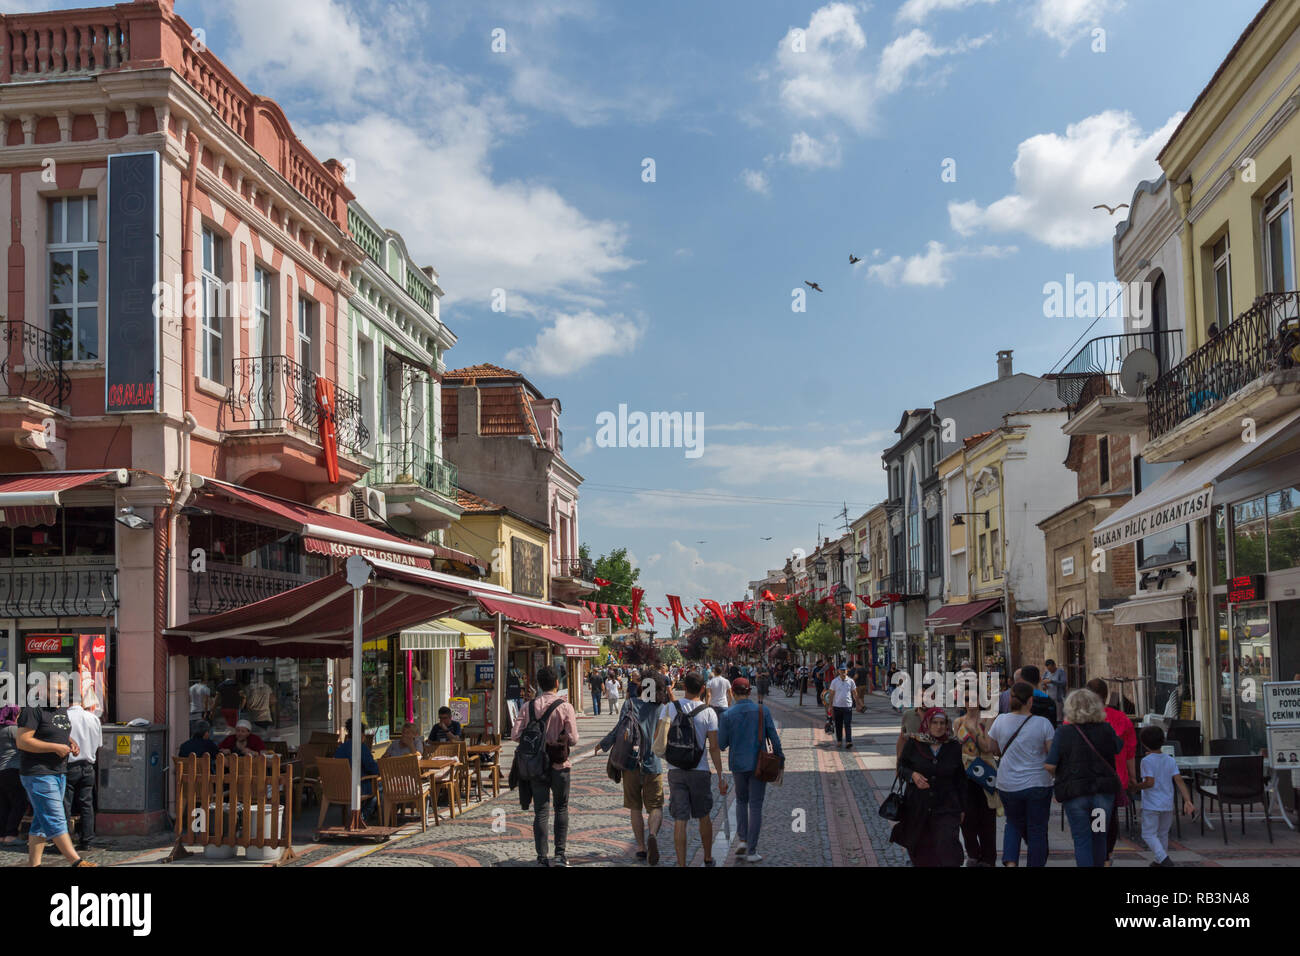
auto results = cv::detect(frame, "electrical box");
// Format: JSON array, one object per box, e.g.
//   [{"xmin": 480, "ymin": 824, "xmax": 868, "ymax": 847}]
[{"xmin": 97, "ymin": 723, "xmax": 167, "ymax": 813}]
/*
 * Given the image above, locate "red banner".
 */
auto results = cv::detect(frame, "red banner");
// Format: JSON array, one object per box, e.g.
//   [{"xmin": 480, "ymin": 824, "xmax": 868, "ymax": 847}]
[{"xmin": 315, "ymin": 378, "xmax": 340, "ymax": 484}]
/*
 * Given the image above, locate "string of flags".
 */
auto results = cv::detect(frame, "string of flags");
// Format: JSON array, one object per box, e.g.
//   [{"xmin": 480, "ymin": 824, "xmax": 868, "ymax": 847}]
[{"xmin": 581, "ymin": 584, "xmax": 901, "ymax": 631}]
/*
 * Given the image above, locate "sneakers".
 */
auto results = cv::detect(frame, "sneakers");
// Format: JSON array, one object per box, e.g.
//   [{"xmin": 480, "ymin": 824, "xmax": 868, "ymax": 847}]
[
  {"xmin": 845, "ymin": 742, "xmax": 853, "ymax": 749},
  {"xmin": 75, "ymin": 859, "xmax": 97, "ymax": 867},
  {"xmin": 745, "ymin": 853, "xmax": 763, "ymax": 863},
  {"xmin": 646, "ymin": 835, "xmax": 659, "ymax": 866},
  {"xmin": 537, "ymin": 857, "xmax": 550, "ymax": 867},
  {"xmin": 635, "ymin": 850, "xmax": 647, "ymax": 861},
  {"xmin": 703, "ymin": 858, "xmax": 716, "ymax": 867},
  {"xmin": 553, "ymin": 854, "xmax": 570, "ymax": 867},
  {"xmin": 736, "ymin": 843, "xmax": 747, "ymax": 857},
  {"xmin": 1150, "ymin": 857, "xmax": 1176, "ymax": 867}
]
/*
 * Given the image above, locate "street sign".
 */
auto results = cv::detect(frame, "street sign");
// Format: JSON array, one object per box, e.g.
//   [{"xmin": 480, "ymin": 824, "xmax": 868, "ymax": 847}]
[
  {"xmin": 1267, "ymin": 725, "xmax": 1300, "ymax": 768},
  {"xmin": 1263, "ymin": 682, "xmax": 1300, "ymax": 725}
]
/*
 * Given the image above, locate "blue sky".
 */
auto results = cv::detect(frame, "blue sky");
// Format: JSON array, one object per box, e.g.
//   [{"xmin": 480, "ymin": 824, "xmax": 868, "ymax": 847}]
[{"xmin": 19, "ymin": 0, "xmax": 1261, "ymax": 608}]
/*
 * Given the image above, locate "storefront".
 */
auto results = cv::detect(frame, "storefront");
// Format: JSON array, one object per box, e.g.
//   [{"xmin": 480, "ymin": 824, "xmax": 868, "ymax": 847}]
[
  {"xmin": 926, "ymin": 598, "xmax": 1001, "ymax": 676},
  {"xmin": 187, "ymin": 655, "xmax": 333, "ymax": 748},
  {"xmin": 1112, "ymin": 593, "xmax": 1196, "ymax": 721}
]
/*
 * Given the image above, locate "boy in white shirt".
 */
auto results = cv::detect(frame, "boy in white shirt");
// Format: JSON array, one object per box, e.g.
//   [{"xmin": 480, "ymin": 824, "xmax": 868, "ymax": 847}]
[{"xmin": 1137, "ymin": 726, "xmax": 1195, "ymax": 867}]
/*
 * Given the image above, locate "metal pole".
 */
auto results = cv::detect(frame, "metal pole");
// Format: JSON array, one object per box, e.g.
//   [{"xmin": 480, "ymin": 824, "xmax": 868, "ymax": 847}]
[{"xmin": 350, "ymin": 586, "xmax": 363, "ymax": 828}]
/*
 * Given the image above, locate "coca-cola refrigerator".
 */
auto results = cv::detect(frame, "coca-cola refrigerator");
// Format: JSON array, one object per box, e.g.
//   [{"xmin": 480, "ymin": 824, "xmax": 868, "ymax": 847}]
[{"xmin": 21, "ymin": 632, "xmax": 75, "ymax": 703}]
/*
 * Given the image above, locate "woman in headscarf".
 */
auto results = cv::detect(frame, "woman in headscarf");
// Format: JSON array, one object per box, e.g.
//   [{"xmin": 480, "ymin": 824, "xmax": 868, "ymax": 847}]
[
  {"xmin": 0, "ymin": 705, "xmax": 29, "ymax": 844},
  {"xmin": 890, "ymin": 707, "xmax": 967, "ymax": 866}
]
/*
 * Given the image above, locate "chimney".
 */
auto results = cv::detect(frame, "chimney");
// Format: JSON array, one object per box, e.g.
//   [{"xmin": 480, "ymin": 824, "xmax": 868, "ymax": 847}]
[
  {"xmin": 997, "ymin": 350, "xmax": 1013, "ymax": 379},
  {"xmin": 458, "ymin": 386, "xmax": 481, "ymax": 437}
]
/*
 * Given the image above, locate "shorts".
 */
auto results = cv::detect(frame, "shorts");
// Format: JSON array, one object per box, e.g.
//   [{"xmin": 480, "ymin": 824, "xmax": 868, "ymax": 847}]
[
  {"xmin": 667, "ymin": 769, "xmax": 713, "ymax": 821},
  {"xmin": 20, "ymin": 773, "xmax": 68, "ymax": 839},
  {"xmin": 622, "ymin": 767, "xmax": 665, "ymax": 812}
]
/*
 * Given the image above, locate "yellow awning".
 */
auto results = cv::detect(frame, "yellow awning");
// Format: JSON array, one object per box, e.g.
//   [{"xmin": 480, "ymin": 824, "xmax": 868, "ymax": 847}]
[{"xmin": 434, "ymin": 617, "xmax": 494, "ymax": 650}]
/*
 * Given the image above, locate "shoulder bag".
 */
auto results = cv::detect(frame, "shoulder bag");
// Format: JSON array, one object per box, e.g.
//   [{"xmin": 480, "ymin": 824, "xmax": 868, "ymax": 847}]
[
  {"xmin": 879, "ymin": 772, "xmax": 907, "ymax": 821},
  {"xmin": 1073, "ymin": 722, "xmax": 1123, "ymax": 797},
  {"xmin": 753, "ymin": 702, "xmax": 782, "ymax": 783},
  {"xmin": 961, "ymin": 718, "xmax": 999, "ymax": 796}
]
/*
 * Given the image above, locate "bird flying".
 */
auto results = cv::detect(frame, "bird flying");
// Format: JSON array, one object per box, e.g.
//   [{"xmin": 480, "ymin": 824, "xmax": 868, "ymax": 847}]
[
  {"xmin": 805, "ymin": 281, "xmax": 823, "ymax": 292},
  {"xmin": 1093, "ymin": 203, "xmax": 1129, "ymax": 215},
  {"xmin": 760, "ymin": 536, "xmax": 773, "ymax": 540},
  {"xmin": 849, "ymin": 254, "xmax": 861, "ymax": 264}
]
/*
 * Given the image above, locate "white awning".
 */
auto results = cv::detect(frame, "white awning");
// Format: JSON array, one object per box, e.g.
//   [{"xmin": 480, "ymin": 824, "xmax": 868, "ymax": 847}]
[
  {"xmin": 398, "ymin": 621, "xmax": 461, "ymax": 651},
  {"xmin": 1092, "ymin": 408, "xmax": 1300, "ymax": 551},
  {"xmin": 1112, "ymin": 593, "xmax": 1190, "ymax": 627}
]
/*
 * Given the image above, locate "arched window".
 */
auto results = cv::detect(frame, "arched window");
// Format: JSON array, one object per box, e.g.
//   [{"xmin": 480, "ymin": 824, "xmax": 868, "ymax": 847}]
[{"xmin": 907, "ymin": 470, "xmax": 921, "ymax": 576}]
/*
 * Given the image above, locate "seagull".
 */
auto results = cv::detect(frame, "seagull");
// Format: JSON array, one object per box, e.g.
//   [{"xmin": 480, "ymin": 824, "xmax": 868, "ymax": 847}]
[
  {"xmin": 1093, "ymin": 203, "xmax": 1129, "ymax": 215},
  {"xmin": 805, "ymin": 280, "xmax": 823, "ymax": 292},
  {"xmin": 696, "ymin": 540, "xmax": 707, "ymax": 544},
  {"xmin": 760, "ymin": 536, "xmax": 773, "ymax": 540},
  {"xmin": 849, "ymin": 254, "xmax": 861, "ymax": 264}
]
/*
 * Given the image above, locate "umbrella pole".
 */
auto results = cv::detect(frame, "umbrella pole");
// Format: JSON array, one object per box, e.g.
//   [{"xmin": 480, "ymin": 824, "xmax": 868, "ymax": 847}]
[{"xmin": 349, "ymin": 584, "xmax": 364, "ymax": 830}]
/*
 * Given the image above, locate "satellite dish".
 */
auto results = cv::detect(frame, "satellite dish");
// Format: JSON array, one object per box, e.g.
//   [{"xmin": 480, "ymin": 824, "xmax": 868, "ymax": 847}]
[{"xmin": 1119, "ymin": 348, "xmax": 1160, "ymax": 397}]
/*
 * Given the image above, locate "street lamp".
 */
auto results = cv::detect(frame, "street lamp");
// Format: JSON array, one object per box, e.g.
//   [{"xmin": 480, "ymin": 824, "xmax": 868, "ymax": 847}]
[
  {"xmin": 952, "ymin": 510, "xmax": 991, "ymax": 528},
  {"xmin": 813, "ymin": 555, "xmax": 828, "ymax": 580}
]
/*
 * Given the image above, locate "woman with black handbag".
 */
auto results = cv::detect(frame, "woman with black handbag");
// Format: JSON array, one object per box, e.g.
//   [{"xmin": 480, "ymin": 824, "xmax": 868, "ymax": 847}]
[{"xmin": 890, "ymin": 707, "xmax": 966, "ymax": 866}]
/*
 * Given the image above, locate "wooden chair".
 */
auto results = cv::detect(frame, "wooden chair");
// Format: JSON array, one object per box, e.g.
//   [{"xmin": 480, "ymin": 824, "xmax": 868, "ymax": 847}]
[
  {"xmin": 378, "ymin": 755, "xmax": 431, "ymax": 831},
  {"xmin": 424, "ymin": 743, "xmax": 463, "ymax": 817},
  {"xmin": 269, "ymin": 739, "xmax": 291, "ymax": 760},
  {"xmin": 309, "ymin": 731, "xmax": 341, "ymax": 750},
  {"xmin": 295, "ymin": 742, "xmax": 328, "ymax": 809},
  {"xmin": 314, "ymin": 757, "xmax": 380, "ymax": 834},
  {"xmin": 476, "ymin": 733, "xmax": 503, "ymax": 799}
]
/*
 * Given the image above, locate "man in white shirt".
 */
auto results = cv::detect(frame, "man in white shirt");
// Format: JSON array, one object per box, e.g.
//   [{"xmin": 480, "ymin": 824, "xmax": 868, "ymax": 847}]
[
  {"xmin": 604, "ymin": 673, "xmax": 622, "ymax": 708},
  {"xmin": 655, "ymin": 672, "xmax": 727, "ymax": 866},
  {"xmin": 188, "ymin": 680, "xmax": 211, "ymax": 731},
  {"xmin": 64, "ymin": 703, "xmax": 102, "ymax": 850},
  {"xmin": 706, "ymin": 665, "xmax": 733, "ymax": 714},
  {"xmin": 828, "ymin": 663, "xmax": 861, "ymax": 750}
]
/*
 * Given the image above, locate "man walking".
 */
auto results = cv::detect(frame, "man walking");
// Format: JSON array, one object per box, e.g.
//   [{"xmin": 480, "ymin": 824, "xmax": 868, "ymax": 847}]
[
  {"xmin": 595, "ymin": 670, "xmax": 667, "ymax": 864},
  {"xmin": 604, "ymin": 670, "xmax": 622, "ymax": 712},
  {"xmin": 829, "ymin": 663, "xmax": 861, "ymax": 749},
  {"xmin": 511, "ymin": 666, "xmax": 579, "ymax": 866},
  {"xmin": 707, "ymin": 665, "xmax": 733, "ymax": 715},
  {"xmin": 718, "ymin": 677, "xmax": 784, "ymax": 862},
  {"xmin": 1043, "ymin": 659, "xmax": 1067, "ymax": 712},
  {"xmin": 64, "ymin": 701, "xmax": 101, "ymax": 851},
  {"xmin": 588, "ymin": 667, "xmax": 604, "ymax": 715},
  {"xmin": 654, "ymin": 672, "xmax": 727, "ymax": 866}
]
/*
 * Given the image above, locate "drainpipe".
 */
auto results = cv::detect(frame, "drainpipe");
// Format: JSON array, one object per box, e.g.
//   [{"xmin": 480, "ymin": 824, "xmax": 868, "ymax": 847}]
[{"xmin": 1175, "ymin": 180, "xmax": 1200, "ymax": 351}]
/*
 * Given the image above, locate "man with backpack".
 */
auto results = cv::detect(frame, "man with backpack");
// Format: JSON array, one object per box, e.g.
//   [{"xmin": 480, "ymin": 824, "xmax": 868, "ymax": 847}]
[
  {"xmin": 595, "ymin": 669, "xmax": 668, "ymax": 865},
  {"xmin": 653, "ymin": 672, "xmax": 727, "ymax": 867},
  {"xmin": 510, "ymin": 666, "xmax": 579, "ymax": 867},
  {"xmin": 1019, "ymin": 665, "xmax": 1059, "ymax": 726}
]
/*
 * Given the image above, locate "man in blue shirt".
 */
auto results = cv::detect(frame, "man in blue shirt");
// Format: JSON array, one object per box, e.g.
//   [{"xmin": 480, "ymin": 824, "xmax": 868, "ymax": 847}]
[
  {"xmin": 595, "ymin": 670, "xmax": 667, "ymax": 865},
  {"xmin": 333, "ymin": 724, "xmax": 381, "ymax": 821},
  {"xmin": 1019, "ymin": 665, "xmax": 1058, "ymax": 725},
  {"xmin": 718, "ymin": 678, "xmax": 784, "ymax": 863}
]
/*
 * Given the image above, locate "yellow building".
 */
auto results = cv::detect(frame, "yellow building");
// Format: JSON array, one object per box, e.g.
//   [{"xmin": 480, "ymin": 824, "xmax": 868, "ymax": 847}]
[{"xmin": 1101, "ymin": 0, "xmax": 1300, "ymax": 750}]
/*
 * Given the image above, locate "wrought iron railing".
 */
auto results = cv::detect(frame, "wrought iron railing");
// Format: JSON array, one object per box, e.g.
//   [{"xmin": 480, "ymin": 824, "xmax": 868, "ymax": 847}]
[
  {"xmin": 1148, "ymin": 292, "xmax": 1300, "ymax": 440},
  {"xmin": 0, "ymin": 321, "xmax": 70, "ymax": 407},
  {"xmin": 373, "ymin": 442, "xmax": 458, "ymax": 499},
  {"xmin": 189, "ymin": 566, "xmax": 315, "ymax": 617},
  {"xmin": 228, "ymin": 355, "xmax": 369, "ymax": 456},
  {"xmin": 877, "ymin": 569, "xmax": 925, "ymax": 596},
  {"xmin": 0, "ymin": 565, "xmax": 115, "ymax": 617},
  {"xmin": 1056, "ymin": 330, "xmax": 1184, "ymax": 413},
  {"xmin": 551, "ymin": 557, "xmax": 594, "ymax": 580}
]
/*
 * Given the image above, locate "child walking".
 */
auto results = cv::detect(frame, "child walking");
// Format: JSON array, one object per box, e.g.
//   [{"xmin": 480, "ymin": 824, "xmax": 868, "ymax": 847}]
[{"xmin": 1137, "ymin": 726, "xmax": 1195, "ymax": 867}]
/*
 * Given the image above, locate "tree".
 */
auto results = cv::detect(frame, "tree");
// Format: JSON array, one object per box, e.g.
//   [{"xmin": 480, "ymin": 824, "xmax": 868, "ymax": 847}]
[
  {"xmin": 580, "ymin": 543, "xmax": 642, "ymax": 617},
  {"xmin": 659, "ymin": 643, "xmax": 683, "ymax": 667},
  {"xmin": 795, "ymin": 619, "xmax": 840, "ymax": 660}
]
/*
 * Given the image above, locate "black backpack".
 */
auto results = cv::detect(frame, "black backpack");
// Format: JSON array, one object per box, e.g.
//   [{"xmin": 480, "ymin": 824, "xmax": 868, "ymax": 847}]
[
  {"xmin": 1031, "ymin": 693, "xmax": 1059, "ymax": 727},
  {"xmin": 607, "ymin": 700, "xmax": 645, "ymax": 771},
  {"xmin": 516, "ymin": 698, "xmax": 565, "ymax": 781},
  {"xmin": 663, "ymin": 701, "xmax": 709, "ymax": 771}
]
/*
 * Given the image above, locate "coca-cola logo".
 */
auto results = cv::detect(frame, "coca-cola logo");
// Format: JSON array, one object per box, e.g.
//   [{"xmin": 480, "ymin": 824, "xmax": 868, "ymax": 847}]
[{"xmin": 25, "ymin": 637, "xmax": 63, "ymax": 654}]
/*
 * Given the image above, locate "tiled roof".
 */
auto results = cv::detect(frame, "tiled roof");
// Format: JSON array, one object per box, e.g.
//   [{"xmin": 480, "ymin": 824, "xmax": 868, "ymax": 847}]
[
  {"xmin": 443, "ymin": 363, "xmax": 523, "ymax": 382},
  {"xmin": 963, "ymin": 430, "xmax": 994, "ymax": 449},
  {"xmin": 441, "ymin": 368, "xmax": 545, "ymax": 444},
  {"xmin": 456, "ymin": 488, "xmax": 504, "ymax": 513}
]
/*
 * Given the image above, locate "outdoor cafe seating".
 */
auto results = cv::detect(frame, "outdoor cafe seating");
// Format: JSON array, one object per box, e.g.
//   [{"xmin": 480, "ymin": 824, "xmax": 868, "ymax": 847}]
[{"xmin": 169, "ymin": 752, "xmax": 295, "ymax": 863}]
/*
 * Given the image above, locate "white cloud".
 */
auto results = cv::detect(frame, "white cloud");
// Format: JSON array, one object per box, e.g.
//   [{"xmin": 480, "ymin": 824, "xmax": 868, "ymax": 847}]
[
  {"xmin": 506, "ymin": 310, "xmax": 642, "ymax": 376},
  {"xmin": 1033, "ymin": 0, "xmax": 1124, "ymax": 49},
  {"xmin": 740, "ymin": 169, "xmax": 771, "ymax": 195},
  {"xmin": 573, "ymin": 436, "xmax": 595, "ymax": 456},
  {"xmin": 508, "ymin": 62, "xmax": 671, "ymax": 127},
  {"xmin": 782, "ymin": 131, "xmax": 842, "ymax": 169},
  {"xmin": 775, "ymin": 3, "xmax": 875, "ymax": 133},
  {"xmin": 947, "ymin": 109, "xmax": 1182, "ymax": 249},
  {"xmin": 877, "ymin": 29, "xmax": 944, "ymax": 94},
  {"xmin": 867, "ymin": 241, "xmax": 1017, "ymax": 287},
  {"xmin": 709, "ymin": 422, "xmax": 795, "ymax": 432},
  {"xmin": 696, "ymin": 437, "xmax": 892, "ymax": 487},
  {"xmin": 897, "ymin": 0, "xmax": 999, "ymax": 23}
]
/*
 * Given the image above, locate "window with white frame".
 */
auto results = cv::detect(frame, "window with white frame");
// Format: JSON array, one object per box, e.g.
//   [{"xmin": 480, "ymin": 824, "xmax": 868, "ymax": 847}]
[
  {"xmin": 356, "ymin": 334, "xmax": 374, "ymax": 454},
  {"xmin": 1211, "ymin": 234, "xmax": 1232, "ymax": 329},
  {"xmin": 201, "ymin": 228, "xmax": 226, "ymax": 382},
  {"xmin": 297, "ymin": 297, "xmax": 317, "ymax": 374},
  {"xmin": 251, "ymin": 266, "xmax": 272, "ymax": 358},
  {"xmin": 47, "ymin": 196, "xmax": 99, "ymax": 361},
  {"xmin": 1263, "ymin": 179, "xmax": 1296, "ymax": 295}
]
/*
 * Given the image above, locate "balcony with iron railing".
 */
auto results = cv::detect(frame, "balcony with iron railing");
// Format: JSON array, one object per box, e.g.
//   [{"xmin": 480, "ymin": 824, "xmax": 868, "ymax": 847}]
[
  {"xmin": 0, "ymin": 320, "xmax": 71, "ymax": 408},
  {"xmin": 1146, "ymin": 292, "xmax": 1300, "ymax": 459},
  {"xmin": 0, "ymin": 562, "xmax": 115, "ymax": 617},
  {"xmin": 227, "ymin": 354, "xmax": 369, "ymax": 457},
  {"xmin": 877, "ymin": 568, "xmax": 925, "ymax": 597},
  {"xmin": 1056, "ymin": 329, "xmax": 1184, "ymax": 414},
  {"xmin": 373, "ymin": 442, "xmax": 458, "ymax": 500},
  {"xmin": 189, "ymin": 565, "xmax": 314, "ymax": 617},
  {"xmin": 551, "ymin": 556, "xmax": 595, "ymax": 581}
]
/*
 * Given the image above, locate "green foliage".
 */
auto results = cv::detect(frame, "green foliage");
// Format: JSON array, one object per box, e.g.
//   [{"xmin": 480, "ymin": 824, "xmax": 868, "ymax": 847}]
[
  {"xmin": 580, "ymin": 543, "xmax": 641, "ymax": 613},
  {"xmin": 795, "ymin": 618, "xmax": 840, "ymax": 659},
  {"xmin": 659, "ymin": 643, "xmax": 683, "ymax": 667},
  {"xmin": 594, "ymin": 644, "xmax": 613, "ymax": 668}
]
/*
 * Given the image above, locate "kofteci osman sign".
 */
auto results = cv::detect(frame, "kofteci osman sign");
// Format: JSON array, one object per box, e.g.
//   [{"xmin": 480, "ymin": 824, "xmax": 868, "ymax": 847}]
[
  {"xmin": 1092, "ymin": 486, "xmax": 1212, "ymax": 552},
  {"xmin": 105, "ymin": 151, "xmax": 160, "ymax": 414}
]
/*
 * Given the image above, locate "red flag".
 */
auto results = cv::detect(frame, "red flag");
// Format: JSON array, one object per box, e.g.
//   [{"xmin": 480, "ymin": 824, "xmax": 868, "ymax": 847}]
[
  {"xmin": 701, "ymin": 599, "xmax": 727, "ymax": 625},
  {"xmin": 594, "ymin": 577, "xmax": 612, "ymax": 588},
  {"xmin": 667, "ymin": 595, "xmax": 686, "ymax": 628},
  {"xmin": 599, "ymin": 603, "xmax": 608, "ymax": 617},
  {"xmin": 647, "ymin": 607, "xmax": 655, "ymax": 625},
  {"xmin": 631, "ymin": 587, "xmax": 644, "ymax": 623},
  {"xmin": 795, "ymin": 604, "xmax": 809, "ymax": 628},
  {"xmin": 612, "ymin": 606, "xmax": 624, "ymax": 625},
  {"xmin": 314, "ymin": 378, "xmax": 340, "ymax": 484}
]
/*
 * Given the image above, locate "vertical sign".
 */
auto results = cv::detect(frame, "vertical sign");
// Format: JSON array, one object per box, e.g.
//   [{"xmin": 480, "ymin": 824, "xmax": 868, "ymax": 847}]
[{"xmin": 106, "ymin": 152, "xmax": 160, "ymax": 413}]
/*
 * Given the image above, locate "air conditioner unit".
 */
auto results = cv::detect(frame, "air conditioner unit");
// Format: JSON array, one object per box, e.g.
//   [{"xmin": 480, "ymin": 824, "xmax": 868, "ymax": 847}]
[{"xmin": 350, "ymin": 487, "xmax": 387, "ymax": 524}]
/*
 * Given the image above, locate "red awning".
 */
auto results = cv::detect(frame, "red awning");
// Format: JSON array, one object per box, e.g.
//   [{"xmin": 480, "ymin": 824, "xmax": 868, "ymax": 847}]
[
  {"xmin": 0, "ymin": 470, "xmax": 126, "ymax": 508},
  {"xmin": 166, "ymin": 555, "xmax": 574, "ymax": 658},
  {"xmin": 557, "ymin": 601, "xmax": 597, "ymax": 625},
  {"xmin": 925, "ymin": 597, "xmax": 1001, "ymax": 634},
  {"xmin": 203, "ymin": 480, "xmax": 437, "ymax": 568},
  {"xmin": 474, "ymin": 594, "xmax": 580, "ymax": 630},
  {"xmin": 429, "ymin": 543, "xmax": 488, "ymax": 575},
  {"xmin": 513, "ymin": 625, "xmax": 599, "ymax": 658}
]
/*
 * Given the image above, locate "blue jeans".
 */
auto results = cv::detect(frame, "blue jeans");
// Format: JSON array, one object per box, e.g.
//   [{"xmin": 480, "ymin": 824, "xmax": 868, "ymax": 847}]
[
  {"xmin": 20, "ymin": 774, "xmax": 68, "ymax": 840},
  {"xmin": 591, "ymin": 690, "xmax": 601, "ymax": 715},
  {"xmin": 1063, "ymin": 792, "xmax": 1115, "ymax": 867},
  {"xmin": 732, "ymin": 770, "xmax": 767, "ymax": 853},
  {"xmin": 998, "ymin": 786, "xmax": 1051, "ymax": 866}
]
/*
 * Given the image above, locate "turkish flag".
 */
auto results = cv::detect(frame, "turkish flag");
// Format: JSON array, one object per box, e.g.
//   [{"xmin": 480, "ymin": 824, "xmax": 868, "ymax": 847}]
[
  {"xmin": 612, "ymin": 606, "xmax": 624, "ymax": 625},
  {"xmin": 795, "ymin": 604, "xmax": 809, "ymax": 628},
  {"xmin": 667, "ymin": 595, "xmax": 686, "ymax": 628},
  {"xmin": 594, "ymin": 577, "xmax": 612, "ymax": 588},
  {"xmin": 701, "ymin": 599, "xmax": 728, "ymax": 625},
  {"xmin": 314, "ymin": 378, "xmax": 340, "ymax": 484},
  {"xmin": 631, "ymin": 587, "xmax": 644, "ymax": 623}
]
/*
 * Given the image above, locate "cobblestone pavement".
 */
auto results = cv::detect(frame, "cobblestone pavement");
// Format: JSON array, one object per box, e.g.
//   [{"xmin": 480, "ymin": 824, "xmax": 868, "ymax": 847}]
[{"xmin": 8, "ymin": 693, "xmax": 1300, "ymax": 867}]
